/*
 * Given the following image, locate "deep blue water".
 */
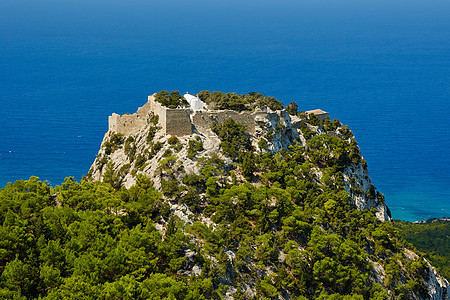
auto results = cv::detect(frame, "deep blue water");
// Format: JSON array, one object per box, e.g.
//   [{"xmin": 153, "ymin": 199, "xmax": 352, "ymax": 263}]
[{"xmin": 1, "ymin": 0, "xmax": 449, "ymax": 221}]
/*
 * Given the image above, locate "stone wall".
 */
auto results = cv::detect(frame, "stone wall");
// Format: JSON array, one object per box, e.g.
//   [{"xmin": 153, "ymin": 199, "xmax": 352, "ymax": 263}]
[
  {"xmin": 148, "ymin": 95, "xmax": 192, "ymax": 136},
  {"xmin": 108, "ymin": 113, "xmax": 147, "ymax": 136},
  {"xmin": 165, "ymin": 108, "xmax": 192, "ymax": 136},
  {"xmin": 108, "ymin": 98, "xmax": 152, "ymax": 135},
  {"xmin": 148, "ymin": 95, "xmax": 164, "ymax": 118},
  {"xmin": 109, "ymin": 94, "xmax": 281, "ymax": 137},
  {"xmin": 192, "ymin": 110, "xmax": 263, "ymax": 134}
]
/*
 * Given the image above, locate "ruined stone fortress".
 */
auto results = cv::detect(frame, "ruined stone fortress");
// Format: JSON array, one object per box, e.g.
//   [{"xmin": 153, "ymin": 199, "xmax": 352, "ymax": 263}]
[{"xmin": 108, "ymin": 93, "xmax": 296, "ymax": 137}]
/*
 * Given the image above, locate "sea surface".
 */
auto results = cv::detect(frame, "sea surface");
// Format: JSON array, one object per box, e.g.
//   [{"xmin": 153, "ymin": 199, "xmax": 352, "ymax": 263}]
[{"xmin": 1, "ymin": 0, "xmax": 449, "ymax": 222}]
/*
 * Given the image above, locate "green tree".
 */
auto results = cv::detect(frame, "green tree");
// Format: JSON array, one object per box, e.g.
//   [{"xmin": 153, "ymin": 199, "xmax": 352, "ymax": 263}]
[
  {"xmin": 211, "ymin": 118, "xmax": 252, "ymax": 159},
  {"xmin": 241, "ymin": 151, "xmax": 255, "ymax": 181},
  {"xmin": 286, "ymin": 101, "xmax": 298, "ymax": 115},
  {"xmin": 155, "ymin": 90, "xmax": 188, "ymax": 108}
]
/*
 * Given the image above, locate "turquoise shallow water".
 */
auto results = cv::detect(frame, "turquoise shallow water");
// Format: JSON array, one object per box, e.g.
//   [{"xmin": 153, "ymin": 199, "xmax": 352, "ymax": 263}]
[{"xmin": 0, "ymin": 0, "xmax": 449, "ymax": 221}]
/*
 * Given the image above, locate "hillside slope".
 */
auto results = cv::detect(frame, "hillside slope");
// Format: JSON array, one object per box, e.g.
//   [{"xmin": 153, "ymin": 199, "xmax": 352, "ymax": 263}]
[
  {"xmin": 1, "ymin": 91, "xmax": 446, "ymax": 299},
  {"xmin": 86, "ymin": 91, "xmax": 449, "ymax": 299},
  {"xmin": 394, "ymin": 219, "xmax": 450, "ymax": 280}
]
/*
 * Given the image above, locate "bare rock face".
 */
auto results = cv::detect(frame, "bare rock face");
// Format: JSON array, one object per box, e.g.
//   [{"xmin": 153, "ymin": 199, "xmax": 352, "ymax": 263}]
[
  {"xmin": 343, "ymin": 162, "xmax": 391, "ymax": 222},
  {"xmin": 370, "ymin": 251, "xmax": 449, "ymax": 300},
  {"xmin": 427, "ymin": 261, "xmax": 449, "ymax": 300}
]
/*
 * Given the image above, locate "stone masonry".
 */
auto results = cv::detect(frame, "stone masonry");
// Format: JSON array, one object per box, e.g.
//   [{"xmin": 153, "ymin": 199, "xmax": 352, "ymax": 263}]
[{"xmin": 108, "ymin": 94, "xmax": 274, "ymax": 137}]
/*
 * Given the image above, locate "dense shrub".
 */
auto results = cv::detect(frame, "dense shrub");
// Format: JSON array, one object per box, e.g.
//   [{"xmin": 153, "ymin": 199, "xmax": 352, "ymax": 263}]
[
  {"xmin": 286, "ymin": 101, "xmax": 298, "ymax": 115},
  {"xmin": 211, "ymin": 118, "xmax": 252, "ymax": 159},
  {"xmin": 394, "ymin": 219, "xmax": 450, "ymax": 279},
  {"xmin": 147, "ymin": 126, "xmax": 158, "ymax": 142},
  {"xmin": 167, "ymin": 136, "xmax": 179, "ymax": 145},
  {"xmin": 197, "ymin": 90, "xmax": 283, "ymax": 111},
  {"xmin": 103, "ymin": 133, "xmax": 124, "ymax": 155},
  {"xmin": 187, "ymin": 136, "xmax": 204, "ymax": 159},
  {"xmin": 155, "ymin": 90, "xmax": 189, "ymax": 109}
]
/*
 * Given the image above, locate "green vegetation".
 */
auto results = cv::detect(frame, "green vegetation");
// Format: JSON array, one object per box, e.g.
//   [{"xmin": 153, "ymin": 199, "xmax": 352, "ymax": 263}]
[
  {"xmin": 306, "ymin": 134, "xmax": 361, "ymax": 171},
  {"xmin": 168, "ymin": 136, "xmax": 183, "ymax": 152},
  {"xmin": 0, "ymin": 102, "xmax": 443, "ymax": 299},
  {"xmin": 167, "ymin": 136, "xmax": 179, "ymax": 145},
  {"xmin": 0, "ymin": 176, "xmax": 219, "ymax": 299},
  {"xmin": 187, "ymin": 136, "xmax": 204, "ymax": 159},
  {"xmin": 211, "ymin": 118, "xmax": 252, "ymax": 160},
  {"xmin": 286, "ymin": 101, "xmax": 298, "ymax": 115},
  {"xmin": 197, "ymin": 91, "xmax": 283, "ymax": 111},
  {"xmin": 149, "ymin": 114, "xmax": 159, "ymax": 125},
  {"xmin": 102, "ymin": 133, "xmax": 124, "ymax": 155},
  {"xmin": 146, "ymin": 125, "xmax": 160, "ymax": 143},
  {"xmin": 394, "ymin": 219, "xmax": 450, "ymax": 279},
  {"xmin": 154, "ymin": 90, "xmax": 189, "ymax": 109},
  {"xmin": 1, "ymin": 149, "xmax": 434, "ymax": 299}
]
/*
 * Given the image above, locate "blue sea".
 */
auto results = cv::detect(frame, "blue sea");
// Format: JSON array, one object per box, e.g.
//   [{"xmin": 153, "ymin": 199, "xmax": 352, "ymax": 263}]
[{"xmin": 1, "ymin": 0, "xmax": 449, "ymax": 221}]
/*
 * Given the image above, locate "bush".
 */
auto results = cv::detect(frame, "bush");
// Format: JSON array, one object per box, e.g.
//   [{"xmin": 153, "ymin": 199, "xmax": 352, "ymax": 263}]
[
  {"xmin": 258, "ymin": 138, "xmax": 268, "ymax": 151},
  {"xmin": 197, "ymin": 91, "xmax": 283, "ymax": 111},
  {"xmin": 150, "ymin": 114, "xmax": 159, "ymax": 125},
  {"xmin": 211, "ymin": 118, "xmax": 252, "ymax": 159},
  {"xmin": 155, "ymin": 90, "xmax": 189, "ymax": 108},
  {"xmin": 197, "ymin": 90, "xmax": 210, "ymax": 103},
  {"xmin": 151, "ymin": 141, "xmax": 164, "ymax": 156},
  {"xmin": 134, "ymin": 154, "xmax": 147, "ymax": 170},
  {"xmin": 161, "ymin": 175, "xmax": 184, "ymax": 198},
  {"xmin": 168, "ymin": 136, "xmax": 179, "ymax": 145},
  {"xmin": 167, "ymin": 136, "xmax": 182, "ymax": 152},
  {"xmin": 182, "ymin": 174, "xmax": 206, "ymax": 190},
  {"xmin": 187, "ymin": 137, "xmax": 204, "ymax": 159},
  {"xmin": 163, "ymin": 149, "xmax": 173, "ymax": 157},
  {"xmin": 339, "ymin": 125, "xmax": 353, "ymax": 140},
  {"xmin": 241, "ymin": 152, "xmax": 255, "ymax": 181},
  {"xmin": 286, "ymin": 101, "xmax": 298, "ymax": 115},
  {"xmin": 103, "ymin": 133, "xmax": 124, "ymax": 155},
  {"xmin": 124, "ymin": 136, "xmax": 135, "ymax": 154},
  {"xmin": 110, "ymin": 133, "xmax": 124, "ymax": 145},
  {"xmin": 147, "ymin": 126, "xmax": 158, "ymax": 143}
]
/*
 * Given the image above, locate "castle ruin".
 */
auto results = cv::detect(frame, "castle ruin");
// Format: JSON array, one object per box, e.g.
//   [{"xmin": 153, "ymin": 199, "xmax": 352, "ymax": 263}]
[
  {"xmin": 107, "ymin": 93, "xmax": 329, "ymax": 138},
  {"xmin": 108, "ymin": 94, "xmax": 278, "ymax": 137}
]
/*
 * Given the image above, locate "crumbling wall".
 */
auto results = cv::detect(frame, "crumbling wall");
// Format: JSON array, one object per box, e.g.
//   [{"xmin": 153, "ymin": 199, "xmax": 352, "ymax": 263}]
[
  {"xmin": 110, "ymin": 94, "xmax": 282, "ymax": 137},
  {"xmin": 108, "ymin": 98, "xmax": 152, "ymax": 135},
  {"xmin": 148, "ymin": 95, "xmax": 165, "ymax": 119},
  {"xmin": 192, "ymin": 110, "xmax": 260, "ymax": 134},
  {"xmin": 108, "ymin": 113, "xmax": 147, "ymax": 135},
  {"xmin": 136, "ymin": 100, "xmax": 151, "ymax": 117}
]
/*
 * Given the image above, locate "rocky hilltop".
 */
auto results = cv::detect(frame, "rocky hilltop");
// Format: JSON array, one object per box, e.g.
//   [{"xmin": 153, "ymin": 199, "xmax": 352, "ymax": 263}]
[
  {"xmin": 88, "ymin": 91, "xmax": 389, "ymax": 221},
  {"xmin": 84, "ymin": 90, "xmax": 448, "ymax": 299}
]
